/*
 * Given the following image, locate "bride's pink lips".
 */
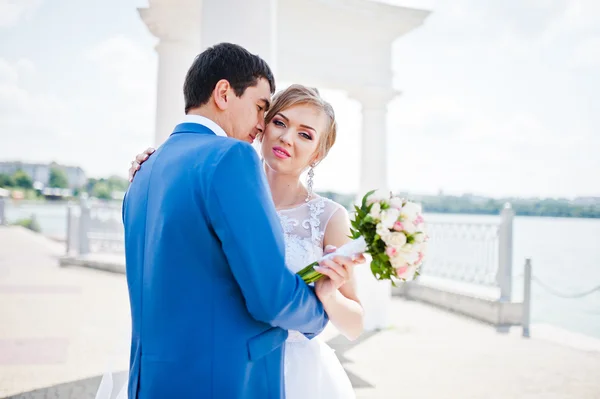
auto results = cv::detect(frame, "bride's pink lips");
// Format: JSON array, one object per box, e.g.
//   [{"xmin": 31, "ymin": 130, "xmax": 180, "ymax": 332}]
[{"xmin": 272, "ymin": 146, "xmax": 291, "ymax": 159}]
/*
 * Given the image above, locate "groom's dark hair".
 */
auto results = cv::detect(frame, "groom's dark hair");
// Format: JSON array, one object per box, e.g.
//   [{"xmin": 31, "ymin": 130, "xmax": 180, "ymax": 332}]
[{"xmin": 183, "ymin": 43, "xmax": 276, "ymax": 113}]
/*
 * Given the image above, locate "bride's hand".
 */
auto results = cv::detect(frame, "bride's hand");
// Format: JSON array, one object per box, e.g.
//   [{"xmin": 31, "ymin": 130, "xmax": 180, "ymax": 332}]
[
  {"xmin": 314, "ymin": 248, "xmax": 365, "ymax": 301},
  {"xmin": 128, "ymin": 147, "xmax": 155, "ymax": 182}
]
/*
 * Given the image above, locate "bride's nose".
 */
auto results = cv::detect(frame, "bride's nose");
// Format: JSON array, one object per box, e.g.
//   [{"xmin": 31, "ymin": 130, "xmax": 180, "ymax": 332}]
[{"xmin": 279, "ymin": 130, "xmax": 293, "ymax": 146}]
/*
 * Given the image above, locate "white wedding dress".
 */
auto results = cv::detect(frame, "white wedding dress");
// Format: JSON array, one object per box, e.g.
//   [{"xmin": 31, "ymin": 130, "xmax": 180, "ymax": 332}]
[{"xmin": 277, "ymin": 196, "xmax": 355, "ymax": 399}]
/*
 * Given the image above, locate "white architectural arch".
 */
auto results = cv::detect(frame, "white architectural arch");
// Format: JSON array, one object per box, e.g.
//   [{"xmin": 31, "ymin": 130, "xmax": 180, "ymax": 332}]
[{"xmin": 139, "ymin": 0, "xmax": 430, "ymax": 329}]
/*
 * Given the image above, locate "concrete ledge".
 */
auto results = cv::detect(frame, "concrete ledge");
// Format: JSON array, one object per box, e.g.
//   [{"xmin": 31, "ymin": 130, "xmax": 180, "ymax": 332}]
[
  {"xmin": 392, "ymin": 279, "xmax": 524, "ymax": 327},
  {"xmin": 60, "ymin": 254, "xmax": 125, "ymax": 274},
  {"xmin": 60, "ymin": 252, "xmax": 524, "ymax": 328}
]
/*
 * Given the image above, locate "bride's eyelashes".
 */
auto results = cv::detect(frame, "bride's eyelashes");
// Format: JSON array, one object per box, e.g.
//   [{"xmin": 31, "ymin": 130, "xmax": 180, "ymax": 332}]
[
  {"xmin": 299, "ymin": 132, "xmax": 313, "ymax": 140},
  {"xmin": 273, "ymin": 119, "xmax": 313, "ymax": 141}
]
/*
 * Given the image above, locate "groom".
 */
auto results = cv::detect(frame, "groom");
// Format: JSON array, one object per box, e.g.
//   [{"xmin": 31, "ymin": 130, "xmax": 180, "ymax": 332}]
[{"xmin": 123, "ymin": 43, "xmax": 354, "ymax": 399}]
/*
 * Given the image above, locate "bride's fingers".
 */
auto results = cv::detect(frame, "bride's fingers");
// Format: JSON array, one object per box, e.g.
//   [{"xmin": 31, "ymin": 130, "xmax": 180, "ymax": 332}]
[
  {"xmin": 136, "ymin": 153, "xmax": 148, "ymax": 163},
  {"xmin": 314, "ymin": 265, "xmax": 342, "ymax": 281},
  {"xmin": 351, "ymin": 254, "xmax": 366, "ymax": 264},
  {"xmin": 331, "ymin": 255, "xmax": 356, "ymax": 272},
  {"xmin": 323, "ymin": 245, "xmax": 337, "ymax": 255},
  {"xmin": 129, "ymin": 162, "xmax": 140, "ymax": 182},
  {"xmin": 318, "ymin": 259, "xmax": 349, "ymax": 281}
]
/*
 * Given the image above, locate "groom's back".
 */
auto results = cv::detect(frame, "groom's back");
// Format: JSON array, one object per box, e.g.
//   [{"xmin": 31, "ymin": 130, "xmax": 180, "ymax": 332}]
[{"xmin": 122, "ymin": 125, "xmax": 281, "ymax": 398}]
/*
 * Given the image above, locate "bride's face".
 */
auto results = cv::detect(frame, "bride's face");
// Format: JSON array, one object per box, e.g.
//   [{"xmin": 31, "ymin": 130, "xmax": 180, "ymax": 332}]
[{"xmin": 261, "ymin": 103, "xmax": 328, "ymax": 176}]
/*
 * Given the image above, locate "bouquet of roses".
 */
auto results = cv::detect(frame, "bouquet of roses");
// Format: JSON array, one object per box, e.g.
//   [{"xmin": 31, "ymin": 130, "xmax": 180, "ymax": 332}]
[{"xmin": 297, "ymin": 190, "xmax": 428, "ymax": 285}]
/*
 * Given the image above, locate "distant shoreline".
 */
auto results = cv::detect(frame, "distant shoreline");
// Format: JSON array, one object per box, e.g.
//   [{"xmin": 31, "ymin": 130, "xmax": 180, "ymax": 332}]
[
  {"xmin": 5, "ymin": 195, "xmax": 600, "ymax": 219},
  {"xmin": 421, "ymin": 208, "xmax": 600, "ymax": 219}
]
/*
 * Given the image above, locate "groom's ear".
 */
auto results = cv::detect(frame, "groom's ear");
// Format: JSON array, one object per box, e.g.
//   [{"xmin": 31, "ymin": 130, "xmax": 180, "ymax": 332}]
[{"xmin": 213, "ymin": 79, "xmax": 231, "ymax": 111}]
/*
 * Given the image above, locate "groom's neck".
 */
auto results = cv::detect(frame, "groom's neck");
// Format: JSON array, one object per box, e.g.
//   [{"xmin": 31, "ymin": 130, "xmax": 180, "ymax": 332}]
[{"xmin": 187, "ymin": 106, "xmax": 230, "ymax": 137}]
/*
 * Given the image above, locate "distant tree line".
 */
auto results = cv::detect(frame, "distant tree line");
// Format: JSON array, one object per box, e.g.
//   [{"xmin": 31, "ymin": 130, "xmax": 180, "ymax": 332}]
[
  {"xmin": 0, "ymin": 170, "xmax": 34, "ymax": 189},
  {"xmin": 77, "ymin": 176, "xmax": 130, "ymax": 200},
  {"xmin": 0, "ymin": 168, "xmax": 130, "ymax": 201},
  {"xmin": 318, "ymin": 191, "xmax": 600, "ymax": 219}
]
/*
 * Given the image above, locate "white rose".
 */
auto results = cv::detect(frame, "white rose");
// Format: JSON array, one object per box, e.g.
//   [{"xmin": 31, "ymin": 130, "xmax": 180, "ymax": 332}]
[
  {"xmin": 369, "ymin": 202, "xmax": 381, "ymax": 219},
  {"xmin": 376, "ymin": 222, "xmax": 388, "ymax": 237},
  {"xmin": 399, "ymin": 246, "xmax": 419, "ymax": 263},
  {"xmin": 400, "ymin": 202, "xmax": 421, "ymax": 222},
  {"xmin": 401, "ymin": 221, "xmax": 417, "ymax": 235},
  {"xmin": 382, "ymin": 232, "xmax": 407, "ymax": 247},
  {"xmin": 381, "ymin": 208, "xmax": 400, "ymax": 229},
  {"xmin": 413, "ymin": 232, "xmax": 426, "ymax": 243},
  {"xmin": 389, "ymin": 197, "xmax": 404, "ymax": 209},
  {"xmin": 390, "ymin": 254, "xmax": 409, "ymax": 269}
]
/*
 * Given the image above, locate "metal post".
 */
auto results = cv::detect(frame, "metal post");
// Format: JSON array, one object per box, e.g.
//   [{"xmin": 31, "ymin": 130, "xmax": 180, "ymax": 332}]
[
  {"xmin": 522, "ymin": 258, "xmax": 532, "ymax": 338},
  {"xmin": 498, "ymin": 203, "xmax": 514, "ymax": 302},
  {"xmin": 0, "ymin": 197, "xmax": 5, "ymax": 226},
  {"xmin": 78, "ymin": 195, "xmax": 91, "ymax": 255},
  {"xmin": 65, "ymin": 202, "xmax": 72, "ymax": 255}
]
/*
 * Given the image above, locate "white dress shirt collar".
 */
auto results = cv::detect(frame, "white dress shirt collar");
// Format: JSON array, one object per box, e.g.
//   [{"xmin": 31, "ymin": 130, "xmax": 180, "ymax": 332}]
[{"xmin": 181, "ymin": 114, "xmax": 228, "ymax": 138}]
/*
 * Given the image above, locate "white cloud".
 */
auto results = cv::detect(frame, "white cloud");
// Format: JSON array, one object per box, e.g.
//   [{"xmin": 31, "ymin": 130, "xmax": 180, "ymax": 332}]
[
  {"xmin": 1, "ymin": 1, "xmax": 598, "ymax": 198},
  {"xmin": 86, "ymin": 35, "xmax": 156, "ymax": 96},
  {"xmin": 0, "ymin": 36, "xmax": 157, "ymax": 178},
  {"xmin": 0, "ymin": 58, "xmax": 73, "ymax": 152},
  {"xmin": 71, "ymin": 35, "xmax": 157, "ymax": 176},
  {"xmin": 0, "ymin": 0, "xmax": 42, "ymax": 28},
  {"xmin": 378, "ymin": 0, "xmax": 600, "ymax": 198},
  {"xmin": 570, "ymin": 36, "xmax": 600, "ymax": 68}
]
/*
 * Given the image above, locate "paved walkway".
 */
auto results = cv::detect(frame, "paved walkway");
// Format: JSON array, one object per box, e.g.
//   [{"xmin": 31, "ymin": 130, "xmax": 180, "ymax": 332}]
[{"xmin": 1, "ymin": 226, "xmax": 599, "ymax": 398}]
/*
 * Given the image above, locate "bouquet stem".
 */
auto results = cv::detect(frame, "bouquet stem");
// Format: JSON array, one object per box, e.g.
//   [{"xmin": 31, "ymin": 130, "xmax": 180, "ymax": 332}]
[
  {"xmin": 297, "ymin": 262, "xmax": 323, "ymax": 284},
  {"xmin": 296, "ymin": 237, "xmax": 368, "ymax": 284}
]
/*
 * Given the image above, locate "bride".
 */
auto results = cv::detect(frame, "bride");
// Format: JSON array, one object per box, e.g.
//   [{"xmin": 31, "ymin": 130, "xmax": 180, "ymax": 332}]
[{"xmin": 128, "ymin": 84, "xmax": 364, "ymax": 398}]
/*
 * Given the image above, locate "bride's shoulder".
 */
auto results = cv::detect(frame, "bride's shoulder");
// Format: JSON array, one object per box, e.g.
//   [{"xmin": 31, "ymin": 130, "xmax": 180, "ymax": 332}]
[
  {"xmin": 317, "ymin": 196, "xmax": 347, "ymax": 214},
  {"xmin": 313, "ymin": 196, "xmax": 349, "ymax": 226},
  {"xmin": 317, "ymin": 197, "xmax": 352, "ymax": 246}
]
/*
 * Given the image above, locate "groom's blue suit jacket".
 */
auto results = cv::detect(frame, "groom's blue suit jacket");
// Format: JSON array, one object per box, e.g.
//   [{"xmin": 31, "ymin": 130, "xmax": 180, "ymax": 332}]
[{"xmin": 122, "ymin": 122, "xmax": 329, "ymax": 399}]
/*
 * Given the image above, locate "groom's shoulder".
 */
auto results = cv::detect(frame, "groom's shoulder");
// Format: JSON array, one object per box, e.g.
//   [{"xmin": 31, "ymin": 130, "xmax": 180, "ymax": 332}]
[{"xmin": 208, "ymin": 139, "xmax": 260, "ymax": 168}]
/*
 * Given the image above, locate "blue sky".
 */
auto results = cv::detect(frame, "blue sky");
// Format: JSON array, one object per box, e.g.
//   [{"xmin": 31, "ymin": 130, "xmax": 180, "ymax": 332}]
[{"xmin": 0, "ymin": 0, "xmax": 598, "ymax": 198}]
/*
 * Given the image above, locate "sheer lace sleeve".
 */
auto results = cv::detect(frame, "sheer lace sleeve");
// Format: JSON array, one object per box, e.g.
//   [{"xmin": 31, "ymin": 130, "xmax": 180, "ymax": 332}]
[{"xmin": 277, "ymin": 197, "xmax": 348, "ymax": 274}]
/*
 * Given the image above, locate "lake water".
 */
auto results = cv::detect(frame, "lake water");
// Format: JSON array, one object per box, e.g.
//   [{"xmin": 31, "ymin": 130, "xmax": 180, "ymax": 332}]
[
  {"xmin": 4, "ymin": 201, "xmax": 600, "ymax": 340},
  {"xmin": 427, "ymin": 213, "xmax": 600, "ymax": 340}
]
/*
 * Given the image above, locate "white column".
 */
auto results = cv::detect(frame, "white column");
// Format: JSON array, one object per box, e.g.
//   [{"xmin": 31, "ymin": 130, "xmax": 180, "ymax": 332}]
[
  {"xmin": 351, "ymin": 87, "xmax": 397, "ymax": 331},
  {"xmin": 139, "ymin": 1, "xmax": 201, "ymax": 146},
  {"xmin": 200, "ymin": 0, "xmax": 277, "ymax": 71},
  {"xmin": 356, "ymin": 87, "xmax": 397, "ymax": 198}
]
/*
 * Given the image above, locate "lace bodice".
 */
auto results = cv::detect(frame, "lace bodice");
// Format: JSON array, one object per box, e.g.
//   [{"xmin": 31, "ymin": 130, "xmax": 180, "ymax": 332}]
[
  {"xmin": 277, "ymin": 196, "xmax": 346, "ymax": 274},
  {"xmin": 276, "ymin": 196, "xmax": 346, "ymax": 343}
]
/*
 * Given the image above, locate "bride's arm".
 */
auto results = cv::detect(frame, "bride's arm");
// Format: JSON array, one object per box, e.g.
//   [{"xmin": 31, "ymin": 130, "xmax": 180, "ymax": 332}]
[{"xmin": 321, "ymin": 208, "xmax": 364, "ymax": 341}]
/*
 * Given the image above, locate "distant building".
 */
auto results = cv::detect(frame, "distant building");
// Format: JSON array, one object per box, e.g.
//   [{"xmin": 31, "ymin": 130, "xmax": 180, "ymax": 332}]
[{"xmin": 0, "ymin": 161, "xmax": 86, "ymax": 189}]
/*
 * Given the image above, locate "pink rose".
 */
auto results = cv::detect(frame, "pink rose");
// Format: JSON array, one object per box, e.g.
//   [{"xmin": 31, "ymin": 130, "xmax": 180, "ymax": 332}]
[
  {"xmin": 393, "ymin": 221, "xmax": 404, "ymax": 231},
  {"xmin": 414, "ymin": 215, "xmax": 424, "ymax": 226},
  {"xmin": 386, "ymin": 247, "xmax": 397, "ymax": 257},
  {"xmin": 396, "ymin": 265, "xmax": 409, "ymax": 276}
]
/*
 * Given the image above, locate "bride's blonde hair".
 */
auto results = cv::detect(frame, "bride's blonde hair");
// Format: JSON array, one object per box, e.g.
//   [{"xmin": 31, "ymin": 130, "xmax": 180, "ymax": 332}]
[{"xmin": 260, "ymin": 84, "xmax": 337, "ymax": 165}]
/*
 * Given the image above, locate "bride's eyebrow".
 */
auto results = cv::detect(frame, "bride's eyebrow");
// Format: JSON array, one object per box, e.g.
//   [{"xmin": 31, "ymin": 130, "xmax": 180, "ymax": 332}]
[{"xmin": 275, "ymin": 112, "xmax": 289, "ymax": 122}]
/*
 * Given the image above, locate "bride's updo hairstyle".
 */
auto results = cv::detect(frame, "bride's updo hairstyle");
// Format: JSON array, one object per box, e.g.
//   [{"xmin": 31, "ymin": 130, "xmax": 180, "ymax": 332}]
[{"xmin": 259, "ymin": 84, "xmax": 337, "ymax": 165}]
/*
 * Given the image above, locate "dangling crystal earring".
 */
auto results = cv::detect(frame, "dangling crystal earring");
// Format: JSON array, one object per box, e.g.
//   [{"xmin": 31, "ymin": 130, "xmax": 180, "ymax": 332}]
[{"xmin": 305, "ymin": 164, "xmax": 315, "ymax": 202}]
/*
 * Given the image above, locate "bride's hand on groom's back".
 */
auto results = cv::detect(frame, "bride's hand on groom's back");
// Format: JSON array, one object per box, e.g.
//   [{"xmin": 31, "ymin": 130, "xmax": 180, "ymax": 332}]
[
  {"xmin": 314, "ymin": 246, "xmax": 365, "ymax": 301},
  {"xmin": 128, "ymin": 147, "xmax": 155, "ymax": 182}
]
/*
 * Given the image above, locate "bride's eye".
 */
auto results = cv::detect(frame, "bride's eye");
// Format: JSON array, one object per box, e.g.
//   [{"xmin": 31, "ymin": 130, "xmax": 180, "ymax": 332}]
[
  {"xmin": 299, "ymin": 132, "xmax": 313, "ymax": 140},
  {"xmin": 274, "ymin": 120, "xmax": 286, "ymax": 127}
]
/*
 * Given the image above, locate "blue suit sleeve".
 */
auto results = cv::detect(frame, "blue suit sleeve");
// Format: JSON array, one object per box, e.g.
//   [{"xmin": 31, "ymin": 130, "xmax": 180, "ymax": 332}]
[{"xmin": 207, "ymin": 142, "xmax": 328, "ymax": 337}]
